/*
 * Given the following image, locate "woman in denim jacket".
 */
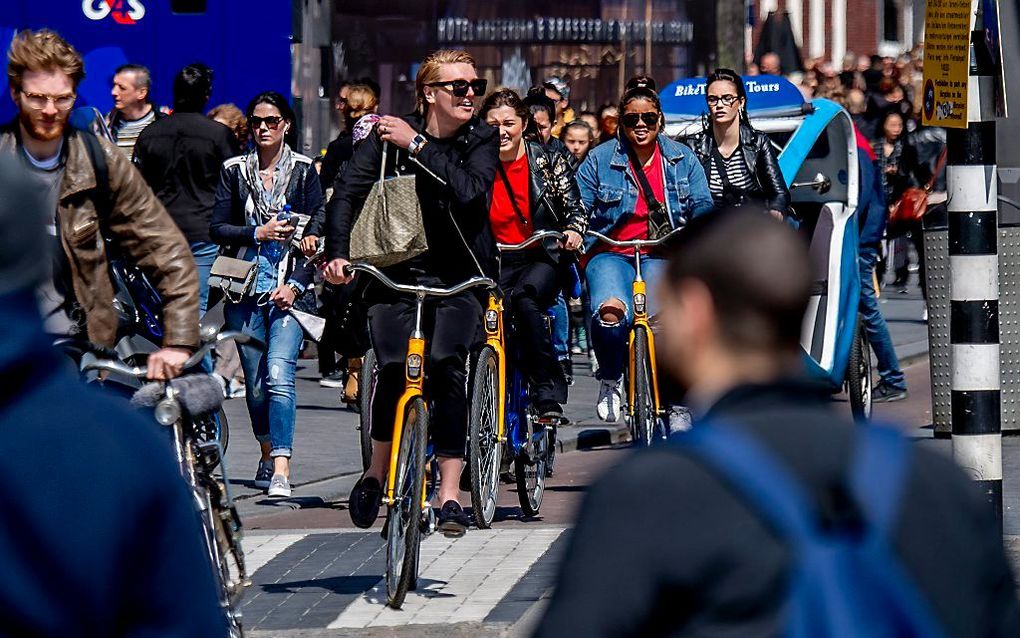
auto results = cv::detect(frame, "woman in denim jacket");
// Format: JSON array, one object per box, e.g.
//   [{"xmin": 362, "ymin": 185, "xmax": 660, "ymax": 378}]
[
  {"xmin": 575, "ymin": 77, "xmax": 713, "ymax": 422},
  {"xmin": 211, "ymin": 91, "xmax": 325, "ymax": 498}
]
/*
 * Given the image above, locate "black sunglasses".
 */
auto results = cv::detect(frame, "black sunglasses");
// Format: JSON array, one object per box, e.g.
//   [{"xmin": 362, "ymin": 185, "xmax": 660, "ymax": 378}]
[
  {"xmin": 621, "ymin": 112, "xmax": 660, "ymax": 128},
  {"xmin": 250, "ymin": 115, "xmax": 283, "ymax": 129},
  {"xmin": 425, "ymin": 78, "xmax": 488, "ymax": 98}
]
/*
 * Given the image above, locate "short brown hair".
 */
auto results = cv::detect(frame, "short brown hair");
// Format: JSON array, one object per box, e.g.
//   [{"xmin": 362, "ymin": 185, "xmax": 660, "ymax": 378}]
[
  {"xmin": 345, "ymin": 84, "xmax": 379, "ymax": 120},
  {"xmin": 7, "ymin": 29, "xmax": 85, "ymax": 91},
  {"xmin": 207, "ymin": 103, "xmax": 248, "ymax": 147},
  {"xmin": 415, "ymin": 49, "xmax": 476, "ymax": 114}
]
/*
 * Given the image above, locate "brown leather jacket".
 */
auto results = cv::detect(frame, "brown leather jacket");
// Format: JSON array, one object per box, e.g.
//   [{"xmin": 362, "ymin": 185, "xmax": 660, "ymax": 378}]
[{"xmin": 0, "ymin": 124, "xmax": 200, "ymax": 349}]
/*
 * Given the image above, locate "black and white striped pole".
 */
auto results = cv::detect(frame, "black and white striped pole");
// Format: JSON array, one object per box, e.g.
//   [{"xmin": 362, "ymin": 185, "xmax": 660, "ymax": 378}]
[{"xmin": 949, "ymin": 3, "xmax": 1002, "ymax": 528}]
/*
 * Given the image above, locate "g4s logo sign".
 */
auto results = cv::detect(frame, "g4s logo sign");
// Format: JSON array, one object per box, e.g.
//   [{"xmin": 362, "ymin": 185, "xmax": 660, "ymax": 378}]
[{"xmin": 82, "ymin": 0, "xmax": 146, "ymax": 25}]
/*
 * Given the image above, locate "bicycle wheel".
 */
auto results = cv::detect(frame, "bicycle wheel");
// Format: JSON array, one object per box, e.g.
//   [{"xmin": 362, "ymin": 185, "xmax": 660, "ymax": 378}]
[
  {"xmin": 358, "ymin": 349, "xmax": 377, "ymax": 472},
  {"xmin": 847, "ymin": 316, "xmax": 873, "ymax": 422},
  {"xmin": 632, "ymin": 326, "xmax": 657, "ymax": 447},
  {"xmin": 386, "ymin": 396, "xmax": 427, "ymax": 609},
  {"xmin": 469, "ymin": 346, "xmax": 502, "ymax": 529},
  {"xmin": 515, "ymin": 411, "xmax": 547, "ymax": 517}
]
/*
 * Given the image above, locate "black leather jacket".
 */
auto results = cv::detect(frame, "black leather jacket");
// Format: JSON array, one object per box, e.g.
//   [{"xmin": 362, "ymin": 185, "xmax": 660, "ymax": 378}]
[
  {"xmin": 513, "ymin": 139, "xmax": 587, "ymax": 264},
  {"xmin": 683, "ymin": 123, "xmax": 790, "ymax": 214}
]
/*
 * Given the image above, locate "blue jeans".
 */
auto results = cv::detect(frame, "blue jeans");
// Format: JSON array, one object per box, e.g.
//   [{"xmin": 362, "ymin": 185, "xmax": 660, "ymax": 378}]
[
  {"xmin": 190, "ymin": 241, "xmax": 219, "ymax": 315},
  {"xmin": 584, "ymin": 252, "xmax": 666, "ymax": 381},
  {"xmin": 224, "ymin": 299, "xmax": 304, "ymax": 457},
  {"xmin": 549, "ymin": 293, "xmax": 570, "ymax": 361},
  {"xmin": 859, "ymin": 247, "xmax": 906, "ymax": 390}
]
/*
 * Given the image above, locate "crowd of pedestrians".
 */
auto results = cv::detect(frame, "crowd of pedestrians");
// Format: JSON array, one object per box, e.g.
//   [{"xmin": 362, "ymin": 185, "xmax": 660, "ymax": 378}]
[{"xmin": 5, "ymin": 25, "xmax": 1013, "ymax": 637}]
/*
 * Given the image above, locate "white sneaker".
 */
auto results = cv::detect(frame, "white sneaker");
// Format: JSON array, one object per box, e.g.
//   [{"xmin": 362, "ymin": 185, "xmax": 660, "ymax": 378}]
[
  {"xmin": 596, "ymin": 379, "xmax": 622, "ymax": 422},
  {"xmin": 268, "ymin": 473, "xmax": 291, "ymax": 498},
  {"xmin": 668, "ymin": 406, "xmax": 693, "ymax": 434}
]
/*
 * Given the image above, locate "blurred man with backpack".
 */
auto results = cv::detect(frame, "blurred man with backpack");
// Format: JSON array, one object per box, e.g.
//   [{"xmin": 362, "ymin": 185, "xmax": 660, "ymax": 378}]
[{"xmin": 535, "ymin": 210, "xmax": 1020, "ymax": 637}]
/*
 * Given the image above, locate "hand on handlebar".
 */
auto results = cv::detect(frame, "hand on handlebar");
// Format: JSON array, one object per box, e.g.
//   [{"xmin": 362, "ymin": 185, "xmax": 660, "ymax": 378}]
[
  {"xmin": 299, "ymin": 234, "xmax": 319, "ymax": 257},
  {"xmin": 323, "ymin": 258, "xmax": 353, "ymax": 285},
  {"xmin": 561, "ymin": 230, "xmax": 583, "ymax": 252},
  {"xmin": 146, "ymin": 347, "xmax": 191, "ymax": 380}
]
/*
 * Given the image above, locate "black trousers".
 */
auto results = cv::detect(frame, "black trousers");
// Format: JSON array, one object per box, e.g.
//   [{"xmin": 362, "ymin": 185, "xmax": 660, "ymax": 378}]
[
  {"xmin": 367, "ymin": 291, "xmax": 482, "ymax": 458},
  {"xmin": 499, "ymin": 252, "xmax": 567, "ymax": 405}
]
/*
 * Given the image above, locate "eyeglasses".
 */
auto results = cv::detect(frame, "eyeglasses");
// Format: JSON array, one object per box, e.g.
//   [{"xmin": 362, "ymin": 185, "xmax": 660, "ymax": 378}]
[
  {"xmin": 425, "ymin": 78, "xmax": 488, "ymax": 98},
  {"xmin": 706, "ymin": 94, "xmax": 740, "ymax": 107},
  {"xmin": 20, "ymin": 91, "xmax": 76, "ymax": 111},
  {"xmin": 250, "ymin": 115, "xmax": 283, "ymax": 130},
  {"xmin": 621, "ymin": 112, "xmax": 660, "ymax": 128}
]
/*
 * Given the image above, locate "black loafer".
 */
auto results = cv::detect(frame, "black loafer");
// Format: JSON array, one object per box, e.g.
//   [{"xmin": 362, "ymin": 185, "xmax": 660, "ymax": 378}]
[
  {"xmin": 536, "ymin": 400, "xmax": 562, "ymax": 419},
  {"xmin": 436, "ymin": 500, "xmax": 470, "ymax": 538},
  {"xmin": 349, "ymin": 476, "xmax": 382, "ymax": 529}
]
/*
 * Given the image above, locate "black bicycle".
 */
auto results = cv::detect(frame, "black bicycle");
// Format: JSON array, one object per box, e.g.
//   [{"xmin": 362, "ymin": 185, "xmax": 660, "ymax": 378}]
[{"xmin": 76, "ymin": 331, "xmax": 261, "ymax": 637}]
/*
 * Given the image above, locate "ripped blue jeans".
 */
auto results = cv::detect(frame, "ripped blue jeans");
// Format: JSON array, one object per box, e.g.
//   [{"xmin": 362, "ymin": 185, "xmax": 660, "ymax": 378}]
[
  {"xmin": 224, "ymin": 299, "xmax": 304, "ymax": 458},
  {"xmin": 584, "ymin": 252, "xmax": 667, "ymax": 381}
]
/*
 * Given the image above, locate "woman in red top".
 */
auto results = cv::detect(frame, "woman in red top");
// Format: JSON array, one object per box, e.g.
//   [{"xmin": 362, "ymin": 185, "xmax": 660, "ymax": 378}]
[{"xmin": 480, "ymin": 88, "xmax": 587, "ymax": 416}]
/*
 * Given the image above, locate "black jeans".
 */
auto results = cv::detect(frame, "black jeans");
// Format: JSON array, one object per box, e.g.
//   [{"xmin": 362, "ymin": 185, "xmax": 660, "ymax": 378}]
[
  {"xmin": 499, "ymin": 252, "xmax": 567, "ymax": 405},
  {"xmin": 367, "ymin": 291, "xmax": 482, "ymax": 458}
]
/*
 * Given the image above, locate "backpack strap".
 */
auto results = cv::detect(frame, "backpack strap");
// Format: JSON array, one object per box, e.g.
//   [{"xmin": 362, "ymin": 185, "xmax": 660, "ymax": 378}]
[
  {"xmin": 674, "ymin": 423, "xmax": 816, "ymax": 543},
  {"xmin": 847, "ymin": 424, "xmax": 911, "ymax": 539}
]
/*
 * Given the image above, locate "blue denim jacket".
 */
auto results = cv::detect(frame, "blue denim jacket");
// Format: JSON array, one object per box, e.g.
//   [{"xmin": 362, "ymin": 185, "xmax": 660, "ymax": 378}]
[{"xmin": 576, "ymin": 135, "xmax": 714, "ymax": 251}]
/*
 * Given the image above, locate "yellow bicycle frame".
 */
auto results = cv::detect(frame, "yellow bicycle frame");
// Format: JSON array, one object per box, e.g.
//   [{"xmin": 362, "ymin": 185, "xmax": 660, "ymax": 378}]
[
  {"xmin": 483, "ymin": 293, "xmax": 508, "ymax": 443},
  {"xmin": 626, "ymin": 277, "xmax": 663, "ymax": 419},
  {"xmin": 384, "ymin": 334, "xmax": 426, "ymax": 507}
]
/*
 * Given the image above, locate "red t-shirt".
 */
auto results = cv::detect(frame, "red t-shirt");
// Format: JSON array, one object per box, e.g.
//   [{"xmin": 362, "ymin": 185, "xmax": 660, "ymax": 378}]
[
  {"xmin": 489, "ymin": 154, "xmax": 532, "ymax": 245},
  {"xmin": 610, "ymin": 143, "xmax": 665, "ymax": 254}
]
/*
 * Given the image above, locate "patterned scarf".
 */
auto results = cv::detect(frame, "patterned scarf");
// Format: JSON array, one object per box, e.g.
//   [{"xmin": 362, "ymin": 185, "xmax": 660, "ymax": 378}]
[{"xmin": 243, "ymin": 143, "xmax": 297, "ymax": 223}]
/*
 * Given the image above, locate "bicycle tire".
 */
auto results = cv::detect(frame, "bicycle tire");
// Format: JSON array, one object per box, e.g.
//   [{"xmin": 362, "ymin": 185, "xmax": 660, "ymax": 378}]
[
  {"xmin": 847, "ymin": 316, "xmax": 873, "ymax": 422},
  {"xmin": 515, "ymin": 411, "xmax": 547, "ymax": 517},
  {"xmin": 358, "ymin": 349, "xmax": 377, "ymax": 472},
  {"xmin": 633, "ymin": 326, "xmax": 656, "ymax": 447},
  {"xmin": 386, "ymin": 396, "xmax": 427, "ymax": 609},
  {"xmin": 468, "ymin": 346, "xmax": 502, "ymax": 529}
]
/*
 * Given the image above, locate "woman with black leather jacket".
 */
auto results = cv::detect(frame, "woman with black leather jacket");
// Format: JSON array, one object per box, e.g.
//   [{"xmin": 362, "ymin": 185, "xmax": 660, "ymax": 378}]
[
  {"xmin": 479, "ymin": 88, "xmax": 586, "ymax": 418},
  {"xmin": 683, "ymin": 68, "xmax": 790, "ymax": 218},
  {"xmin": 210, "ymin": 91, "xmax": 324, "ymax": 499},
  {"xmin": 322, "ymin": 50, "xmax": 499, "ymax": 538}
]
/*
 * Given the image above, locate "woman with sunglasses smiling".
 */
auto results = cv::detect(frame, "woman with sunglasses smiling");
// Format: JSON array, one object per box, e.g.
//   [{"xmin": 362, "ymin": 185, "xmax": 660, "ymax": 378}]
[
  {"xmin": 576, "ymin": 76, "xmax": 713, "ymax": 423},
  {"xmin": 211, "ymin": 91, "xmax": 325, "ymax": 499},
  {"xmin": 323, "ymin": 49, "xmax": 500, "ymax": 538},
  {"xmin": 683, "ymin": 68, "xmax": 790, "ymax": 219}
]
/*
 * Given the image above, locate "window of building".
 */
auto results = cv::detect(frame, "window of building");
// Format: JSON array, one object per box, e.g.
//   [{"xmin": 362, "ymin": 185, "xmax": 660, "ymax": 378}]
[{"xmin": 883, "ymin": 0, "xmax": 901, "ymax": 43}]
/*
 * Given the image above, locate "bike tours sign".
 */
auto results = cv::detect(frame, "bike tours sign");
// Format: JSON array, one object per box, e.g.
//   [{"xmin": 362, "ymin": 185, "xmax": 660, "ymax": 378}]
[{"xmin": 922, "ymin": 0, "xmax": 974, "ymax": 128}]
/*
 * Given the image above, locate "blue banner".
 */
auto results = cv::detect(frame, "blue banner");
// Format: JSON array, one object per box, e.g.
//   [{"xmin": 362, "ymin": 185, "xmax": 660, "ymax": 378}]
[{"xmin": 659, "ymin": 74, "xmax": 805, "ymax": 117}]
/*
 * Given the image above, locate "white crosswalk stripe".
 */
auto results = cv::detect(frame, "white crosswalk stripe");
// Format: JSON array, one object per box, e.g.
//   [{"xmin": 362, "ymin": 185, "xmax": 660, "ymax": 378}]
[
  {"xmin": 243, "ymin": 532, "xmax": 308, "ymax": 575},
  {"xmin": 327, "ymin": 527, "xmax": 565, "ymax": 628}
]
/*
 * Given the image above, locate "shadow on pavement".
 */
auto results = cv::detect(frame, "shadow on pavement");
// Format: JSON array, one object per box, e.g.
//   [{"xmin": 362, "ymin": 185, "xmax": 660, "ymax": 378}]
[{"xmin": 261, "ymin": 574, "xmax": 381, "ymax": 595}]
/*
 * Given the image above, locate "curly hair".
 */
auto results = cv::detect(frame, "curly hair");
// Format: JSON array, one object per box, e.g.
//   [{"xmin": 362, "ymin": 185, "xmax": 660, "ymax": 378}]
[
  {"xmin": 207, "ymin": 103, "xmax": 248, "ymax": 147},
  {"xmin": 7, "ymin": 29, "xmax": 85, "ymax": 91}
]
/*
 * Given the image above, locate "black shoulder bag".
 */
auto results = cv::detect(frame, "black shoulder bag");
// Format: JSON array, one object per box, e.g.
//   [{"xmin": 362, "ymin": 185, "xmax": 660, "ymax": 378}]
[
  {"xmin": 496, "ymin": 161, "xmax": 531, "ymax": 229},
  {"xmin": 622, "ymin": 142, "xmax": 672, "ymax": 240}
]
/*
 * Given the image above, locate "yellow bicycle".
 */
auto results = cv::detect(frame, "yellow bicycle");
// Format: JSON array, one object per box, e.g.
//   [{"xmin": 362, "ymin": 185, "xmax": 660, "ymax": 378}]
[
  {"xmin": 345, "ymin": 263, "xmax": 496, "ymax": 609},
  {"xmin": 586, "ymin": 229, "xmax": 680, "ymax": 446}
]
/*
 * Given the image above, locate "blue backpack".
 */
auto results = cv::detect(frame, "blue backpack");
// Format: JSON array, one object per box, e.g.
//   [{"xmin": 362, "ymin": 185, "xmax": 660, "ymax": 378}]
[{"xmin": 674, "ymin": 422, "xmax": 946, "ymax": 638}]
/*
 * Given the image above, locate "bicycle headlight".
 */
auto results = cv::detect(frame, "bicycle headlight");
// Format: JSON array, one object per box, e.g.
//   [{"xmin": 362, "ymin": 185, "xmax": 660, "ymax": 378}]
[
  {"xmin": 484, "ymin": 309, "xmax": 499, "ymax": 332},
  {"xmin": 633, "ymin": 292, "xmax": 646, "ymax": 315},
  {"xmin": 154, "ymin": 397, "xmax": 181, "ymax": 426},
  {"xmin": 406, "ymin": 353, "xmax": 423, "ymax": 379}
]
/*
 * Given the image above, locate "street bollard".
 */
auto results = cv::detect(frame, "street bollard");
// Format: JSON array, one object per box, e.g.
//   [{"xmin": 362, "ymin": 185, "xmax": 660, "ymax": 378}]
[{"xmin": 948, "ymin": 6, "xmax": 1003, "ymax": 528}]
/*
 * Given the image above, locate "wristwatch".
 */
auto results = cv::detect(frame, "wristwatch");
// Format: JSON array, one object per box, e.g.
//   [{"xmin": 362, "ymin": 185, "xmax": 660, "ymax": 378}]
[{"xmin": 408, "ymin": 134, "xmax": 428, "ymax": 156}]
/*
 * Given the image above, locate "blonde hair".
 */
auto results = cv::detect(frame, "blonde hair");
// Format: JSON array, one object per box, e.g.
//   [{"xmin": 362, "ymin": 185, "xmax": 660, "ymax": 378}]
[
  {"xmin": 7, "ymin": 29, "xmax": 85, "ymax": 91},
  {"xmin": 415, "ymin": 49, "xmax": 476, "ymax": 113},
  {"xmin": 345, "ymin": 84, "xmax": 379, "ymax": 120}
]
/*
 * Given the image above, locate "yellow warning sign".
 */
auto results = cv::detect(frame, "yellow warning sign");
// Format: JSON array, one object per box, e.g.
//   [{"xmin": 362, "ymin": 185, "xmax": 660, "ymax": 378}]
[{"xmin": 922, "ymin": 0, "xmax": 974, "ymax": 128}]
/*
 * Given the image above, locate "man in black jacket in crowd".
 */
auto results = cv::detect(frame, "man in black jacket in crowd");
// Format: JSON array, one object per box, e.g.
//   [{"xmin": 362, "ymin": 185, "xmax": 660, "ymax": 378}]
[
  {"xmin": 134, "ymin": 63, "xmax": 238, "ymax": 314},
  {"xmin": 0, "ymin": 157, "xmax": 227, "ymax": 636},
  {"xmin": 535, "ymin": 210, "xmax": 1020, "ymax": 638}
]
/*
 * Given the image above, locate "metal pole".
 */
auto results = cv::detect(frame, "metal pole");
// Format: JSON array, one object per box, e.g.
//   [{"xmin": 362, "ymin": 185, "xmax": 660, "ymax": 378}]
[{"xmin": 949, "ymin": 1, "xmax": 1002, "ymax": 528}]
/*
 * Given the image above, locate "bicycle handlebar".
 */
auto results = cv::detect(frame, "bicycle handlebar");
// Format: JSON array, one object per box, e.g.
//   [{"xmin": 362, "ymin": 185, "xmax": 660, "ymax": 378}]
[
  {"xmin": 585, "ymin": 227, "xmax": 683, "ymax": 248},
  {"xmin": 80, "ymin": 331, "xmax": 265, "ymax": 378},
  {"xmin": 343, "ymin": 263, "xmax": 497, "ymax": 298},
  {"xmin": 497, "ymin": 230, "xmax": 565, "ymax": 252}
]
